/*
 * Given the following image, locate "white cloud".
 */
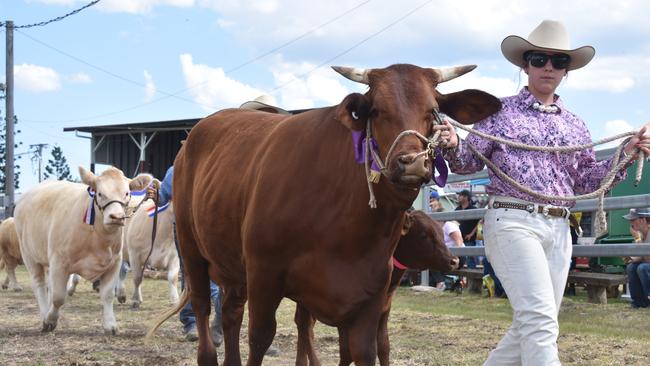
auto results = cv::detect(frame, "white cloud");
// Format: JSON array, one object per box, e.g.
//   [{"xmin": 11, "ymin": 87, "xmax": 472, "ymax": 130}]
[
  {"xmin": 143, "ymin": 70, "xmax": 156, "ymax": 102},
  {"xmin": 67, "ymin": 72, "xmax": 92, "ymax": 84},
  {"xmin": 97, "ymin": 0, "xmax": 195, "ymax": 14},
  {"xmin": 438, "ymin": 71, "xmax": 519, "ymax": 98},
  {"xmin": 179, "ymin": 53, "xmax": 263, "ymax": 111},
  {"xmin": 597, "ymin": 119, "xmax": 635, "ymax": 148},
  {"xmin": 28, "ymin": 0, "xmax": 77, "ymax": 5},
  {"xmin": 14, "ymin": 64, "xmax": 61, "ymax": 93},
  {"xmin": 564, "ymin": 56, "xmax": 650, "ymax": 93},
  {"xmin": 178, "ymin": 53, "xmax": 354, "ymax": 112},
  {"xmin": 196, "ymin": 0, "xmax": 650, "ymax": 53},
  {"xmin": 269, "ymin": 56, "xmax": 353, "ymax": 109}
]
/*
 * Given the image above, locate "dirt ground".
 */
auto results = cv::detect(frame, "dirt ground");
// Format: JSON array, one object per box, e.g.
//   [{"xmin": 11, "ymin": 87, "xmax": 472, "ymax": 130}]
[{"xmin": 2, "ymin": 266, "xmax": 650, "ymax": 365}]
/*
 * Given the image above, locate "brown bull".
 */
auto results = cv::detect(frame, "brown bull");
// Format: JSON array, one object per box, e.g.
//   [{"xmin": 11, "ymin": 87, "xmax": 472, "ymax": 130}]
[
  {"xmin": 150, "ymin": 63, "xmax": 500, "ymax": 366},
  {"xmin": 294, "ymin": 209, "xmax": 458, "ymax": 366}
]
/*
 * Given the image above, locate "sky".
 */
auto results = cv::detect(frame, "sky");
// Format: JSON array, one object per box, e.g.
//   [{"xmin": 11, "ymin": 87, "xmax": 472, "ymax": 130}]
[{"xmin": 2, "ymin": 0, "xmax": 650, "ymax": 193}]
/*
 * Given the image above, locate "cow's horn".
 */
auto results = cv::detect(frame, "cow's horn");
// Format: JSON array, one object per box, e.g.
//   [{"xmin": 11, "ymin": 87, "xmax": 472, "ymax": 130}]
[
  {"xmin": 332, "ymin": 66, "xmax": 370, "ymax": 85},
  {"xmin": 433, "ymin": 65, "xmax": 477, "ymax": 83}
]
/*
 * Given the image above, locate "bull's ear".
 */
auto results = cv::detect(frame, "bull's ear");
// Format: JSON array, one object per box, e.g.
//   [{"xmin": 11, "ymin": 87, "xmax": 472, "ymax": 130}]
[
  {"xmin": 79, "ymin": 166, "xmax": 97, "ymax": 190},
  {"xmin": 437, "ymin": 89, "xmax": 501, "ymax": 125},
  {"xmin": 401, "ymin": 211, "xmax": 414, "ymax": 236},
  {"xmin": 335, "ymin": 93, "xmax": 371, "ymax": 131},
  {"xmin": 129, "ymin": 173, "xmax": 153, "ymax": 192}
]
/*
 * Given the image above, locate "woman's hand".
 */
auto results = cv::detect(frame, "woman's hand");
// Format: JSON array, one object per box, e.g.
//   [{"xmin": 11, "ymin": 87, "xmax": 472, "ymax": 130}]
[
  {"xmin": 624, "ymin": 125, "xmax": 650, "ymax": 158},
  {"xmin": 433, "ymin": 119, "xmax": 458, "ymax": 149}
]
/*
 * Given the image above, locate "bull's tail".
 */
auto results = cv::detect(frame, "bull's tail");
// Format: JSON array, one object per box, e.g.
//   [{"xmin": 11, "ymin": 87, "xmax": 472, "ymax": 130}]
[
  {"xmin": 145, "ymin": 288, "xmax": 190, "ymax": 340},
  {"xmin": 0, "ymin": 257, "xmax": 5, "ymax": 271}
]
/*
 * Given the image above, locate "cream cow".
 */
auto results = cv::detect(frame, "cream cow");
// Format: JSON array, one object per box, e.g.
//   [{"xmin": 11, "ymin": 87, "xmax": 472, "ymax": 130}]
[
  {"xmin": 67, "ymin": 187, "xmax": 147, "ymax": 301},
  {"xmin": 14, "ymin": 166, "xmax": 152, "ymax": 334},
  {"xmin": 0, "ymin": 218, "xmax": 22, "ymax": 291},
  {"xmin": 121, "ymin": 200, "xmax": 179, "ymax": 308}
]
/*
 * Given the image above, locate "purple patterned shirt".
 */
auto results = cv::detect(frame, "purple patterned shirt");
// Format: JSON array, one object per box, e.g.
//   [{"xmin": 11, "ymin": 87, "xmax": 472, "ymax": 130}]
[{"xmin": 444, "ymin": 87, "xmax": 626, "ymax": 207}]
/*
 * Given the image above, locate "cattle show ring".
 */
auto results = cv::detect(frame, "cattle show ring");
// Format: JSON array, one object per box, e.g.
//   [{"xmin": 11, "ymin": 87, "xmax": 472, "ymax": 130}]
[
  {"xmin": 1, "ymin": 62, "xmax": 649, "ymax": 366},
  {"xmin": 3, "ymin": 3, "xmax": 650, "ymax": 366}
]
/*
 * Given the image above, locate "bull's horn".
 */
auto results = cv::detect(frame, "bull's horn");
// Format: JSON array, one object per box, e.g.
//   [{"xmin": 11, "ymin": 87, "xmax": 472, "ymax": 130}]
[
  {"xmin": 433, "ymin": 65, "xmax": 477, "ymax": 83},
  {"xmin": 332, "ymin": 66, "xmax": 370, "ymax": 85}
]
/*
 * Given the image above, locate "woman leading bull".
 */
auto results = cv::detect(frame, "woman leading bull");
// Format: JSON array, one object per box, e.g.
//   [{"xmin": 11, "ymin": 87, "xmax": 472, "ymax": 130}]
[{"xmin": 436, "ymin": 20, "xmax": 650, "ymax": 365}]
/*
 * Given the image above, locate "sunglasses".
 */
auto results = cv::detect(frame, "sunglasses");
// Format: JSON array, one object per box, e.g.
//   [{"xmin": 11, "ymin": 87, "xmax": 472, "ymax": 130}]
[{"xmin": 525, "ymin": 52, "xmax": 571, "ymax": 70}]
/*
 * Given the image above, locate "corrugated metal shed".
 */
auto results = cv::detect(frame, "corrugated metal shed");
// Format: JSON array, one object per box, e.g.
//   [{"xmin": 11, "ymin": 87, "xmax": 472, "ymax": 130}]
[{"xmin": 64, "ymin": 118, "xmax": 200, "ymax": 179}]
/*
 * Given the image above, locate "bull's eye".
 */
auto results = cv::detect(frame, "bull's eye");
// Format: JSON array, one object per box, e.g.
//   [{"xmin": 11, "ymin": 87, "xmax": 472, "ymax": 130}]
[{"xmin": 97, "ymin": 192, "xmax": 103, "ymax": 198}]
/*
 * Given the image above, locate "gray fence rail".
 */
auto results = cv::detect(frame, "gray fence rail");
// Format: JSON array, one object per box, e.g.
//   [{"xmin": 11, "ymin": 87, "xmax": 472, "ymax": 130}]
[
  {"xmin": 448, "ymin": 243, "xmax": 650, "ymax": 257},
  {"xmin": 427, "ymin": 194, "xmax": 650, "ymax": 222},
  {"xmin": 418, "ymin": 145, "xmax": 649, "ymax": 285}
]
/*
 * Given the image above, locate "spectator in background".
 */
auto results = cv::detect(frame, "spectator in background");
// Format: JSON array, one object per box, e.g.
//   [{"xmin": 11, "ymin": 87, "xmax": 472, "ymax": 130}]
[
  {"xmin": 429, "ymin": 190, "xmax": 442, "ymax": 212},
  {"xmin": 455, "ymin": 189, "xmax": 479, "ymax": 268},
  {"xmin": 430, "ymin": 207, "xmax": 465, "ymax": 290},
  {"xmin": 623, "ymin": 207, "xmax": 650, "ymax": 309}
]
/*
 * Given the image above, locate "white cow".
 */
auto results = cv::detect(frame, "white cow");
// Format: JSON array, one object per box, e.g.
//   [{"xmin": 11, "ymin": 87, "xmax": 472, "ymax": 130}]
[
  {"xmin": 121, "ymin": 200, "xmax": 179, "ymax": 308},
  {"xmin": 67, "ymin": 186, "xmax": 148, "ymax": 301},
  {"xmin": 14, "ymin": 166, "xmax": 152, "ymax": 334},
  {"xmin": 0, "ymin": 218, "xmax": 22, "ymax": 291}
]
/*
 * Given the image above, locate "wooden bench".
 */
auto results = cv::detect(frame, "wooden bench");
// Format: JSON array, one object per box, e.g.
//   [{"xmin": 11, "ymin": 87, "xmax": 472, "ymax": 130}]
[
  {"xmin": 446, "ymin": 269, "xmax": 628, "ymax": 303},
  {"xmin": 448, "ymin": 268, "xmax": 484, "ymax": 294},
  {"xmin": 566, "ymin": 271, "xmax": 628, "ymax": 305}
]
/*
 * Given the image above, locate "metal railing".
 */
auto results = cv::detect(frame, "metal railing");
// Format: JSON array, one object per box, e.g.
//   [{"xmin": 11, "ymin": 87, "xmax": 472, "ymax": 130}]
[
  {"xmin": 447, "ymin": 243, "xmax": 650, "ymax": 257},
  {"xmin": 417, "ymin": 147, "xmax": 650, "ymax": 285}
]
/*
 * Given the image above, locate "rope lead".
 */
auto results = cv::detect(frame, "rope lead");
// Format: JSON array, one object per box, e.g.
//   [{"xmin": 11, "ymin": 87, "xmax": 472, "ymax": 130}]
[{"xmin": 450, "ymin": 119, "xmax": 645, "ymax": 237}]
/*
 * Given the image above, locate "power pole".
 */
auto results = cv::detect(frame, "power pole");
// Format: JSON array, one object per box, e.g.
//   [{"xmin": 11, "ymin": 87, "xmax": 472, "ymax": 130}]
[
  {"xmin": 4, "ymin": 20, "xmax": 14, "ymax": 217},
  {"xmin": 30, "ymin": 144, "xmax": 49, "ymax": 183}
]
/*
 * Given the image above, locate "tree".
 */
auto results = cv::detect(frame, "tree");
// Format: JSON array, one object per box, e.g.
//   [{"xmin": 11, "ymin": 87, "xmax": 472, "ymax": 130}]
[
  {"xmin": 0, "ymin": 115, "xmax": 21, "ymax": 192},
  {"xmin": 44, "ymin": 145, "xmax": 73, "ymax": 181}
]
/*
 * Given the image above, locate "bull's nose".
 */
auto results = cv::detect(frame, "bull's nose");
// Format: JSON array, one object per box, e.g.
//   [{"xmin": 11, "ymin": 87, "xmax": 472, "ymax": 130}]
[
  {"xmin": 398, "ymin": 153, "xmax": 417, "ymax": 165},
  {"xmin": 398, "ymin": 152, "xmax": 430, "ymax": 179}
]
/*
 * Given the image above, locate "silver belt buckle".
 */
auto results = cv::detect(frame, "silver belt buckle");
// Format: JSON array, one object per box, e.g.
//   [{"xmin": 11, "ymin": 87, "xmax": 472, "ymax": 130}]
[
  {"xmin": 526, "ymin": 204, "xmax": 535, "ymax": 213},
  {"xmin": 542, "ymin": 205, "xmax": 550, "ymax": 217}
]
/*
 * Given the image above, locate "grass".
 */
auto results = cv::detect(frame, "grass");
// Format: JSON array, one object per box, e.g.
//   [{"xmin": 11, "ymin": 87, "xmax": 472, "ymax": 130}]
[{"xmin": 1, "ymin": 265, "xmax": 649, "ymax": 365}]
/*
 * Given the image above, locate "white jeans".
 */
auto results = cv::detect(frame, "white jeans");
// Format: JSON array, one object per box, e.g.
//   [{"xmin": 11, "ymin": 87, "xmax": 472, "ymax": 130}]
[{"xmin": 483, "ymin": 198, "xmax": 572, "ymax": 366}]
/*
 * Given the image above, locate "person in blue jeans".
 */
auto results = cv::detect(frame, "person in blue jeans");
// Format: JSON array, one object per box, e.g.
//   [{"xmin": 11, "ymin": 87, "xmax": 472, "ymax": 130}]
[
  {"xmin": 623, "ymin": 207, "xmax": 650, "ymax": 308},
  {"xmin": 150, "ymin": 166, "xmax": 223, "ymax": 344}
]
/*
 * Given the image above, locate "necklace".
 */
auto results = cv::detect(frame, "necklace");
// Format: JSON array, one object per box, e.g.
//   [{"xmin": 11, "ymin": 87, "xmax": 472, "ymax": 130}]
[{"xmin": 532, "ymin": 102, "xmax": 559, "ymax": 114}]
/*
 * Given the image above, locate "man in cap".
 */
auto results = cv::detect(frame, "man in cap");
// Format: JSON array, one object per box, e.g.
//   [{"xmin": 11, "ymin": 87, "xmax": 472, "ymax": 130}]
[
  {"xmin": 623, "ymin": 207, "xmax": 650, "ymax": 308},
  {"xmin": 455, "ymin": 189, "xmax": 479, "ymax": 268}
]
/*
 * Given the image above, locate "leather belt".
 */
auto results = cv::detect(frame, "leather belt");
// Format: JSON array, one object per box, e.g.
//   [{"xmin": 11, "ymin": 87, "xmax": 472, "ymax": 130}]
[{"xmin": 491, "ymin": 200, "xmax": 570, "ymax": 219}]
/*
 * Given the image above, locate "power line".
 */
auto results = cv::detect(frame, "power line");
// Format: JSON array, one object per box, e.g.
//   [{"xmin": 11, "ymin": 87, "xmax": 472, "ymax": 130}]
[
  {"xmin": 16, "ymin": 29, "xmax": 215, "ymax": 109},
  {"xmin": 16, "ymin": 1, "xmax": 374, "ymax": 124},
  {"xmin": 15, "ymin": 0, "xmax": 434, "ymax": 125},
  {"xmin": 1, "ymin": 0, "xmax": 101, "ymax": 29}
]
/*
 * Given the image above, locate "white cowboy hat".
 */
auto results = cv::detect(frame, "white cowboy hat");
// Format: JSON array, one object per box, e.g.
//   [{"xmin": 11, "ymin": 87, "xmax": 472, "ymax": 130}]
[
  {"xmin": 239, "ymin": 95, "xmax": 290, "ymax": 115},
  {"xmin": 501, "ymin": 20, "xmax": 595, "ymax": 71}
]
